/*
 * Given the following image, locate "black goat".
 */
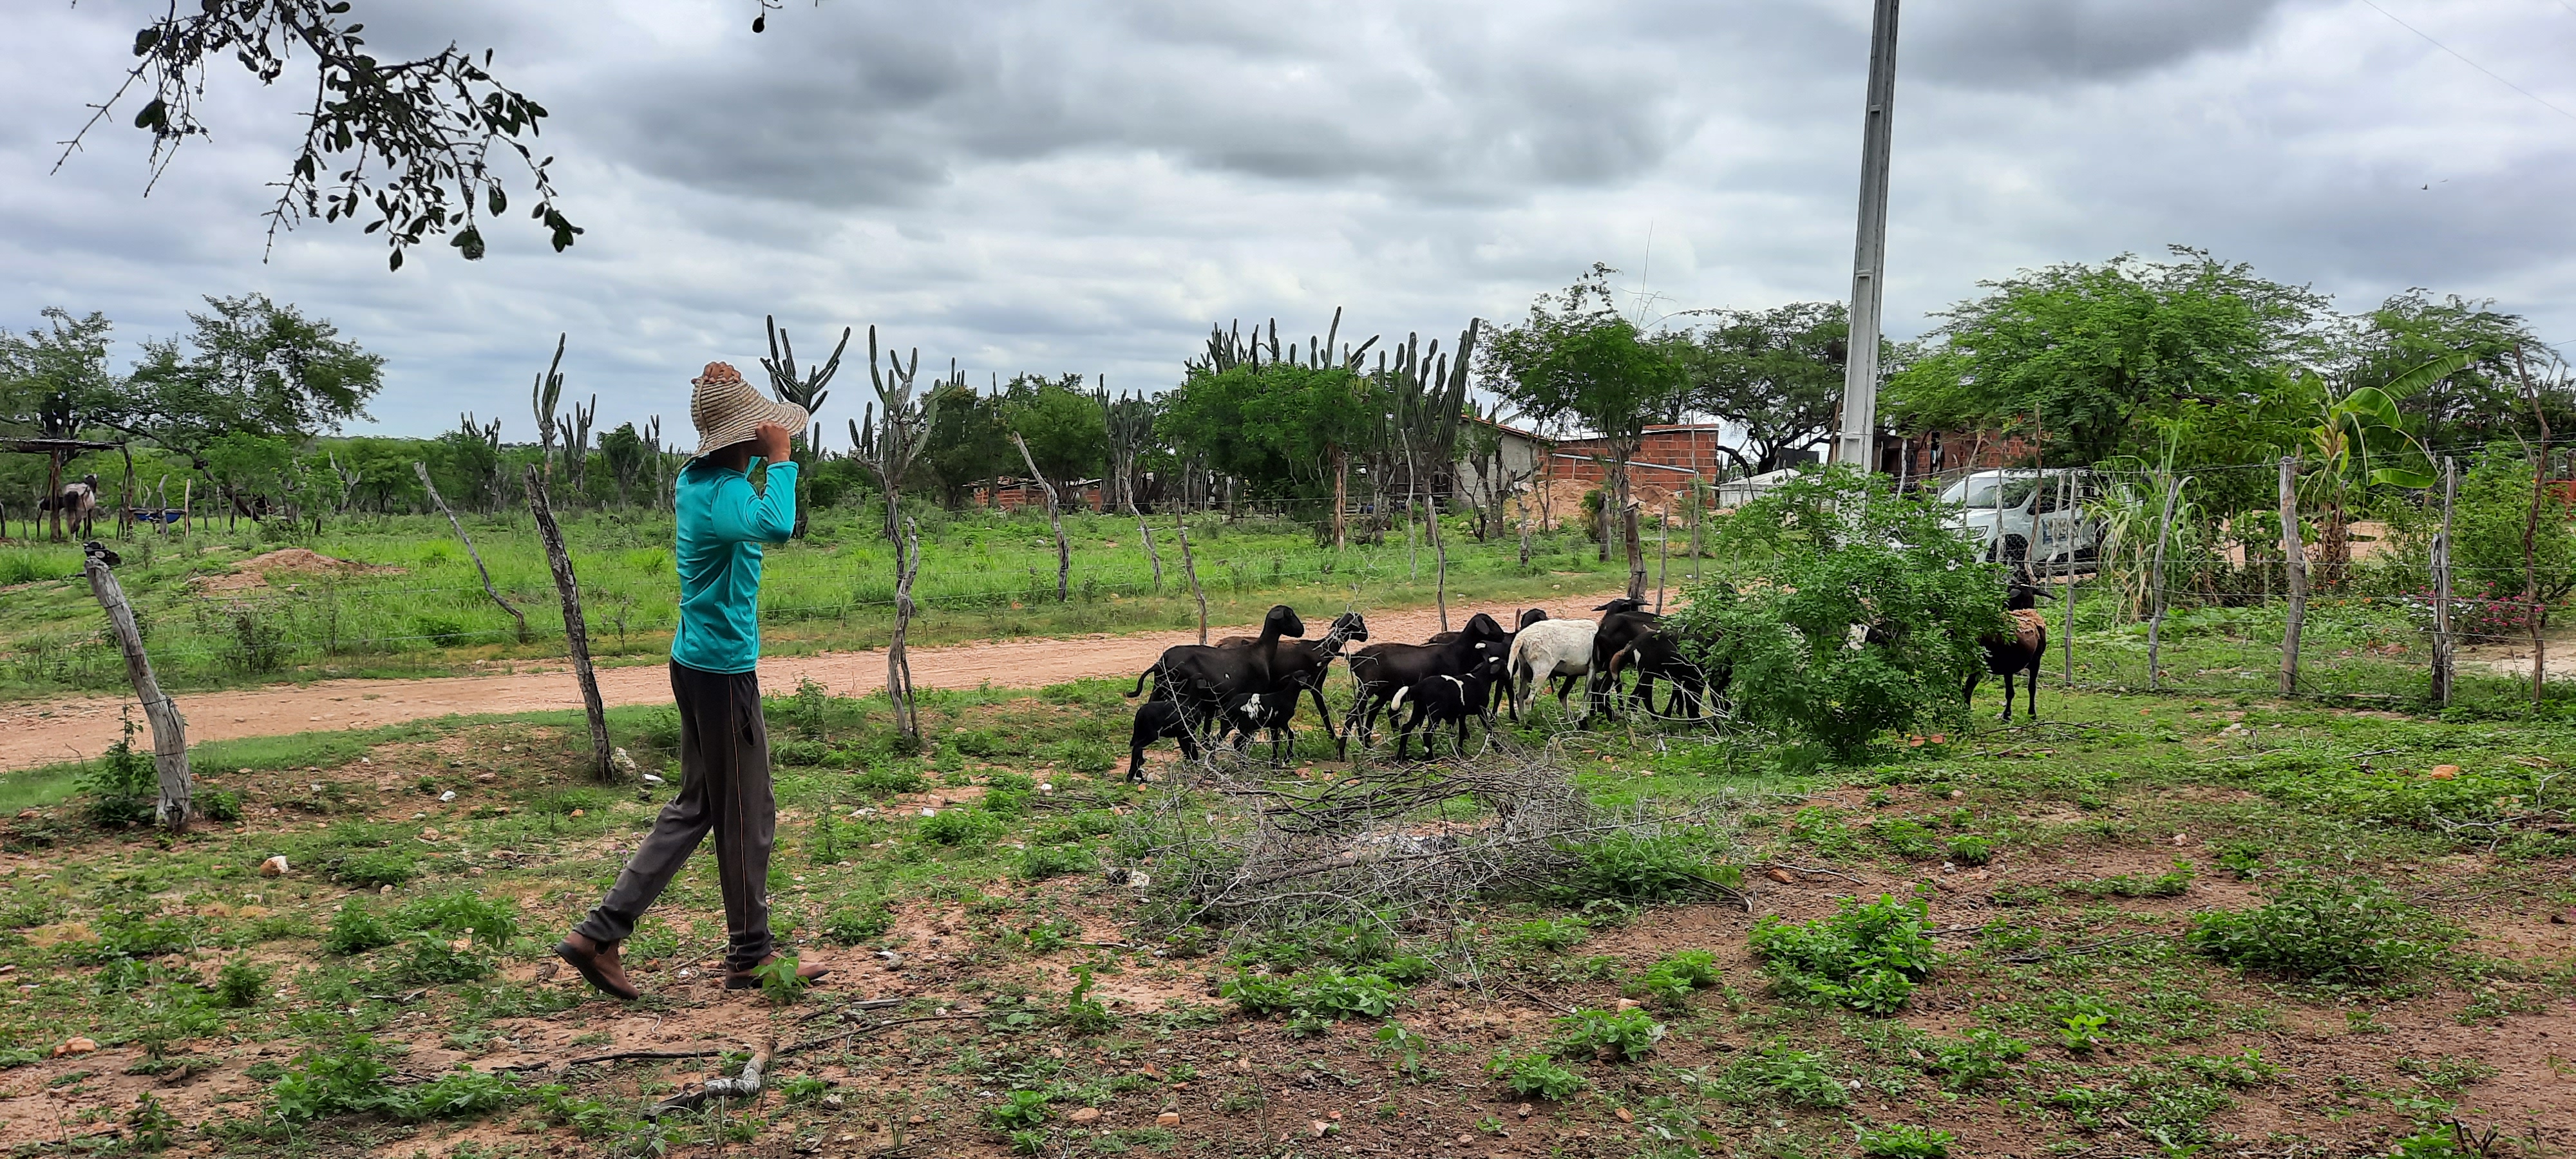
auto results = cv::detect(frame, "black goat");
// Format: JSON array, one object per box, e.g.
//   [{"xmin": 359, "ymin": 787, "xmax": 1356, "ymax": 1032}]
[
  {"xmin": 1964, "ymin": 583, "xmax": 2047, "ymax": 722},
  {"xmin": 1212, "ymin": 611, "xmax": 1368, "ymax": 747},
  {"xmin": 1428, "ymin": 608, "xmax": 1549, "ymax": 722},
  {"xmin": 1605, "ymin": 627, "xmax": 1729, "ymax": 718},
  {"xmin": 1387, "ymin": 664, "xmax": 1500, "ymax": 760},
  {"xmin": 1127, "ymin": 604, "xmax": 1306, "ymax": 725},
  {"xmin": 1587, "ymin": 598, "xmax": 1661, "ymax": 717},
  {"xmin": 1343, "ymin": 613, "xmax": 1508, "ymax": 753},
  {"xmin": 1127, "ymin": 693, "xmax": 1274, "ymax": 781}
]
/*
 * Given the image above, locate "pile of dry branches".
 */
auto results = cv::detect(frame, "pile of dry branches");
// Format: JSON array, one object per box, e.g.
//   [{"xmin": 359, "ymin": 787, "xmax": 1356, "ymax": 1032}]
[{"xmin": 1130, "ymin": 737, "xmax": 1737, "ymax": 928}]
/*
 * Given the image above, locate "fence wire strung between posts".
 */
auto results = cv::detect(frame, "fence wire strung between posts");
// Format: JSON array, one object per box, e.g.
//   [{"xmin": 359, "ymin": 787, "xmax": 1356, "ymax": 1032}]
[{"xmin": 22, "ymin": 445, "xmax": 2576, "ymax": 713}]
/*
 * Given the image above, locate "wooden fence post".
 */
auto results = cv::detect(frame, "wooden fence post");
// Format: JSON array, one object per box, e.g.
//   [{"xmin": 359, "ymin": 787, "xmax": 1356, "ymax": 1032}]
[
  {"xmin": 2432, "ymin": 457, "xmax": 2456, "ymax": 706},
  {"xmin": 1010, "ymin": 433, "xmax": 1071, "ymax": 603},
  {"xmin": 2278, "ymin": 456, "xmax": 2306, "ymax": 696},
  {"xmin": 524, "ymin": 467, "xmax": 613, "ymax": 782},
  {"xmin": 417, "ymin": 462, "xmax": 529, "ymax": 643},
  {"xmin": 2060, "ymin": 471, "xmax": 2078, "ymax": 686},
  {"xmin": 2146, "ymin": 475, "xmax": 2180, "ymax": 691},
  {"xmin": 81, "ymin": 542, "xmax": 191, "ymax": 829},
  {"xmin": 1175, "ymin": 514, "xmax": 1208, "ymax": 645}
]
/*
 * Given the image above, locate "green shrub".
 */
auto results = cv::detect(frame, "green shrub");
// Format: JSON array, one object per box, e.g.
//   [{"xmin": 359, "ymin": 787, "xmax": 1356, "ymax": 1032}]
[
  {"xmin": 1499, "ymin": 917, "xmax": 1590, "ymax": 954},
  {"xmin": 1015, "ymin": 844, "xmax": 1094, "ymax": 881},
  {"xmin": 1486, "ymin": 1051, "xmax": 1586, "ymax": 1100},
  {"xmin": 1711, "ymin": 1043, "xmax": 1846, "ymax": 1108},
  {"xmin": 215, "ymin": 957, "xmax": 272, "ymax": 1008},
  {"xmin": 1747, "ymin": 893, "xmax": 1940, "ymax": 1014},
  {"xmin": 1926, "ymin": 1029, "xmax": 2027, "ymax": 1090},
  {"xmin": 821, "ymin": 900, "xmax": 893, "ymax": 945},
  {"xmin": 1630, "ymin": 949, "xmax": 1722, "ymax": 1007},
  {"xmin": 388, "ymin": 939, "xmax": 493, "ymax": 985},
  {"xmin": 1220, "ymin": 968, "xmax": 1403, "ymax": 1024},
  {"xmin": 320, "ymin": 847, "xmax": 420, "ymax": 890},
  {"xmin": 1549, "ymin": 1007, "xmax": 1665, "ymax": 1062},
  {"xmin": 772, "ymin": 740, "xmax": 829, "ymax": 767},
  {"xmin": 397, "ymin": 1066, "xmax": 527, "ymax": 1121},
  {"xmin": 1870, "ymin": 818, "xmax": 1944, "ymax": 860},
  {"xmin": 93, "ymin": 907, "xmax": 198, "ymax": 959},
  {"xmin": 1855, "ymin": 1122, "xmax": 1953, "ymax": 1158},
  {"xmin": 2187, "ymin": 874, "xmax": 2457, "ymax": 983},
  {"xmin": 1669, "ymin": 467, "xmax": 2007, "ymax": 758},
  {"xmin": 80, "ymin": 712, "xmax": 159, "ymax": 827},
  {"xmin": 200, "ymin": 788, "xmax": 243, "ymax": 822},
  {"xmin": 321, "ymin": 902, "xmax": 397, "ymax": 956},
  {"xmin": 852, "ymin": 764, "xmax": 927, "ymax": 797},
  {"xmin": 393, "ymin": 891, "xmax": 520, "ymax": 948},
  {"xmin": 1034, "ymin": 809, "xmax": 1119, "ymax": 845},
  {"xmin": 1944, "ymin": 835, "xmax": 1991, "ymax": 865},
  {"xmin": 917, "ymin": 807, "xmax": 1005, "ymax": 845},
  {"xmin": 268, "ymin": 1038, "xmax": 397, "ymax": 1124},
  {"xmin": 986, "ymin": 1089, "xmax": 1052, "ymax": 1130},
  {"xmin": 1553, "ymin": 831, "xmax": 1731, "ymax": 902}
]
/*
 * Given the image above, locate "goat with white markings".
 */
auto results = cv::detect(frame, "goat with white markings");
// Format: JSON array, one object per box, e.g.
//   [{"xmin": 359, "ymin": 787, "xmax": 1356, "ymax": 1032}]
[
  {"xmin": 1386, "ymin": 663, "xmax": 1500, "ymax": 760},
  {"xmin": 38, "ymin": 474, "xmax": 99, "ymax": 539},
  {"xmin": 1127, "ymin": 692, "xmax": 1274, "ymax": 781}
]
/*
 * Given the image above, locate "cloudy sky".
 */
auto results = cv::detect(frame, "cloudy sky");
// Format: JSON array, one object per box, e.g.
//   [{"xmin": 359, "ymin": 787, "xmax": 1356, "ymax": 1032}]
[{"xmin": 5, "ymin": 0, "xmax": 2573, "ymax": 442}]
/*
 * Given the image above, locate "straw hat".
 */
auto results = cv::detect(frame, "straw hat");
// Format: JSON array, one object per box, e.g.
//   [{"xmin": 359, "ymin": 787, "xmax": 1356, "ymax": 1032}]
[{"xmin": 688, "ymin": 362, "xmax": 810, "ymax": 458}]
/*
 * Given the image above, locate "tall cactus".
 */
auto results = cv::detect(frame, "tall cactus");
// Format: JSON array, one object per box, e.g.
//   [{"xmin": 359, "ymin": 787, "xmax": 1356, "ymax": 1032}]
[
  {"xmin": 848, "ymin": 326, "xmax": 943, "ymax": 742},
  {"xmin": 565, "ymin": 393, "xmax": 596, "ymax": 501},
  {"xmin": 761, "ymin": 315, "xmax": 849, "ymax": 536},
  {"xmin": 530, "ymin": 333, "xmax": 565, "ymax": 474}
]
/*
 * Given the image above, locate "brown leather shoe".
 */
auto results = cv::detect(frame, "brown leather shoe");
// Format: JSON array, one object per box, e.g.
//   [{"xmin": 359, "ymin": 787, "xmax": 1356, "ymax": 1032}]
[
  {"xmin": 724, "ymin": 954, "xmax": 829, "ymax": 990},
  {"xmin": 555, "ymin": 933, "xmax": 640, "ymax": 1001}
]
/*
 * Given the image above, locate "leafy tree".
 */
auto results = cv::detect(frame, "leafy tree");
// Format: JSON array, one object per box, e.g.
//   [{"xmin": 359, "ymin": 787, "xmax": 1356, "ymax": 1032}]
[
  {"xmin": 2344, "ymin": 290, "xmax": 2558, "ymax": 451},
  {"xmin": 1887, "ymin": 249, "xmax": 2334, "ymax": 465},
  {"xmin": 204, "ymin": 431, "xmax": 300, "ymax": 518},
  {"xmin": 1483, "ymin": 265, "xmax": 1689, "ymax": 593},
  {"xmin": 1160, "ymin": 365, "xmax": 1296, "ymax": 498},
  {"xmin": 0, "ymin": 309, "xmax": 120, "ymax": 438},
  {"xmin": 120, "ymin": 294, "xmax": 384, "ymax": 477},
  {"xmin": 999, "ymin": 374, "xmax": 1107, "ymax": 497},
  {"xmin": 62, "ymin": 1, "xmax": 574, "ymax": 269},
  {"xmin": 920, "ymin": 379, "xmax": 1011, "ymax": 507},
  {"xmin": 1685, "ymin": 301, "xmax": 1848, "ymax": 474},
  {"xmin": 1670, "ymin": 467, "xmax": 2005, "ymax": 760},
  {"xmin": 599, "ymin": 422, "xmax": 652, "ymax": 505}
]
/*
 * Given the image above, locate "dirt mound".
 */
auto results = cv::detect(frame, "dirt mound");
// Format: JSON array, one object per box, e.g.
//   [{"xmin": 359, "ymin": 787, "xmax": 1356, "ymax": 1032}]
[{"xmin": 191, "ymin": 548, "xmax": 405, "ymax": 592}]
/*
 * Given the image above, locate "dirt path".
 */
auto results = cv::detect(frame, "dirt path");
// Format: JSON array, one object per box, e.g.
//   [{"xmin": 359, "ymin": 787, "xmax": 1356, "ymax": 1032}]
[{"xmin": 0, "ymin": 592, "xmax": 1629, "ymax": 772}]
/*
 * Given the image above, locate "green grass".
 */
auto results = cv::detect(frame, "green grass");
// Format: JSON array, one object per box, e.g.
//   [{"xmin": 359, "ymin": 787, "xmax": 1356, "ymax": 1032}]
[{"xmin": 0, "ymin": 505, "xmax": 1627, "ymax": 699}]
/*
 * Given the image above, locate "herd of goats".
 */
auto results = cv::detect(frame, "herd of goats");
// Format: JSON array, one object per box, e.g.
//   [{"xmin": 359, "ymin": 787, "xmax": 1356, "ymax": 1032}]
[
  {"xmin": 1121, "ymin": 596, "xmax": 1718, "ymax": 780},
  {"xmin": 1119, "ymin": 580, "xmax": 2054, "ymax": 780}
]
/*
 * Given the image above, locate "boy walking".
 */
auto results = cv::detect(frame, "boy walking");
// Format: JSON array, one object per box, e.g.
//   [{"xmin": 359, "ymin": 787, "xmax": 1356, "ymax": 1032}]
[{"xmin": 556, "ymin": 363, "xmax": 828, "ymax": 999}]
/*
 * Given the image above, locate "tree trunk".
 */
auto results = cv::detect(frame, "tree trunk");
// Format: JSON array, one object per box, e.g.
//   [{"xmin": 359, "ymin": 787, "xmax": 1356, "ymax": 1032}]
[
  {"xmin": 82, "ymin": 543, "xmax": 191, "ymax": 831},
  {"xmin": 417, "ymin": 463, "xmax": 529, "ymax": 643},
  {"xmin": 886, "ymin": 514, "xmax": 922, "ymax": 740},
  {"xmin": 2432, "ymin": 457, "xmax": 2455, "ymax": 707},
  {"xmin": 1430, "ymin": 493, "xmax": 1449, "ymax": 633},
  {"xmin": 2320, "ymin": 496, "xmax": 2349, "ymax": 591},
  {"xmin": 1176, "ymin": 514, "xmax": 1208, "ymax": 645},
  {"xmin": 2278, "ymin": 457, "xmax": 2306, "ymax": 696},
  {"xmin": 1616, "ymin": 453, "xmax": 1645, "ymax": 601},
  {"xmin": 1332, "ymin": 447, "xmax": 1348, "ymax": 552},
  {"xmin": 1010, "ymin": 433, "xmax": 1071, "ymax": 602},
  {"xmin": 525, "ymin": 467, "xmax": 613, "ymax": 781}
]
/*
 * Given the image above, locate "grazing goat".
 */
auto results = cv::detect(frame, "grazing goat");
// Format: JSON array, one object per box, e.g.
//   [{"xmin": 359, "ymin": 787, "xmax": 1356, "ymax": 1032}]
[
  {"xmin": 1213, "ymin": 611, "xmax": 1368, "ymax": 746},
  {"xmin": 1505, "ymin": 618, "xmax": 1598, "ymax": 715},
  {"xmin": 1964, "ymin": 583, "xmax": 2047, "ymax": 722},
  {"xmin": 1343, "ymin": 614, "xmax": 1508, "ymax": 753},
  {"xmin": 1126, "ymin": 693, "xmax": 1276, "ymax": 781},
  {"xmin": 1428, "ymin": 607, "xmax": 1548, "ymax": 722},
  {"xmin": 1587, "ymin": 598, "xmax": 1663, "ymax": 717},
  {"xmin": 1127, "ymin": 604, "xmax": 1305, "ymax": 724},
  {"xmin": 39, "ymin": 474, "xmax": 99, "ymax": 538},
  {"xmin": 1604, "ymin": 627, "xmax": 1728, "ymax": 719},
  {"xmin": 1386, "ymin": 665, "xmax": 1499, "ymax": 760}
]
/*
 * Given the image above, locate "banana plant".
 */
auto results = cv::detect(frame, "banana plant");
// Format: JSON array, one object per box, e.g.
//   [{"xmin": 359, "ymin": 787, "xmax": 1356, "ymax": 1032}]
[{"xmin": 2302, "ymin": 352, "xmax": 2468, "ymax": 586}]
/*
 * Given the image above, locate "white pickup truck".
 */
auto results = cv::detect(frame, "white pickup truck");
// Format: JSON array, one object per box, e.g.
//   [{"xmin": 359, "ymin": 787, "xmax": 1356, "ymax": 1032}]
[{"xmin": 1939, "ymin": 469, "xmax": 2104, "ymax": 572}]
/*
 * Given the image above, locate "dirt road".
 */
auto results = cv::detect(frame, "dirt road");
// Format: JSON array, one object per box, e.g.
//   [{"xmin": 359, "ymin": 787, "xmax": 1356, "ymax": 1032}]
[{"xmin": 0, "ymin": 592, "xmax": 1629, "ymax": 772}]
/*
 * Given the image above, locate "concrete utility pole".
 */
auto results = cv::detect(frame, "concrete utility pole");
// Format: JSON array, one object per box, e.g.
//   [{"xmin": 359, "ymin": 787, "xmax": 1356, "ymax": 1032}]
[{"xmin": 1832, "ymin": 0, "xmax": 1900, "ymax": 470}]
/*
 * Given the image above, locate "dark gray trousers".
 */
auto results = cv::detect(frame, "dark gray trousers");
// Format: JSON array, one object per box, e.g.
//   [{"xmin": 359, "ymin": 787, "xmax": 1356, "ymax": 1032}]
[{"xmin": 575, "ymin": 661, "xmax": 775, "ymax": 972}]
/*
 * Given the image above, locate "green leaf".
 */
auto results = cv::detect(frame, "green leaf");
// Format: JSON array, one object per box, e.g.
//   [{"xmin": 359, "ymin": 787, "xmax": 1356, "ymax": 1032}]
[
  {"xmin": 486, "ymin": 185, "xmax": 507, "ymax": 216},
  {"xmin": 450, "ymin": 225, "xmax": 486, "ymax": 261},
  {"xmin": 133, "ymin": 98, "xmax": 166, "ymax": 130}
]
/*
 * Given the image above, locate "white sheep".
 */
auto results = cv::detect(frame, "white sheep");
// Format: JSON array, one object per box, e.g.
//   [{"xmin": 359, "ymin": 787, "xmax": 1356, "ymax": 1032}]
[{"xmin": 1504, "ymin": 618, "xmax": 1599, "ymax": 715}]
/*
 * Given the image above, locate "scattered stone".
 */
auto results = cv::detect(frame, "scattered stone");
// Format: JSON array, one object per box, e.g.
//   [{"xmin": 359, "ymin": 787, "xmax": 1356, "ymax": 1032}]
[
  {"xmin": 259, "ymin": 855, "xmax": 289, "ymax": 876},
  {"xmin": 1949, "ymin": 789, "xmax": 1965, "ymax": 799},
  {"xmin": 1068, "ymin": 1107, "xmax": 1103, "ymax": 1124},
  {"xmin": 53, "ymin": 1037, "xmax": 98, "ymax": 1056},
  {"xmin": 1156, "ymin": 1112, "xmax": 1180, "ymax": 1127},
  {"xmin": 1614, "ymin": 1107, "xmax": 1634, "ymax": 1123},
  {"xmin": 1309, "ymin": 1120, "xmax": 1331, "ymax": 1137},
  {"xmin": 1515, "ymin": 1104, "xmax": 1532, "ymax": 1118},
  {"xmin": 1766, "ymin": 867, "xmax": 1797, "ymax": 884},
  {"xmin": 820, "ymin": 1094, "xmax": 844, "ymax": 1110},
  {"xmin": 439, "ymin": 790, "xmax": 457, "ymax": 802},
  {"xmin": 475, "ymin": 772, "xmax": 497, "ymax": 783},
  {"xmin": 569, "ymin": 809, "xmax": 585, "ymax": 818}
]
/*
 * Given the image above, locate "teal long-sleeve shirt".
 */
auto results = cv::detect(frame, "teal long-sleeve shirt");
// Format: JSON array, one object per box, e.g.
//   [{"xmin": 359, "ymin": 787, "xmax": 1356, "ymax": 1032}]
[{"xmin": 671, "ymin": 458, "xmax": 799, "ymax": 674}]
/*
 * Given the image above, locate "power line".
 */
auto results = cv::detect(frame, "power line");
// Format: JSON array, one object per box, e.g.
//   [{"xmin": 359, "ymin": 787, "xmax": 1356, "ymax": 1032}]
[{"xmin": 2355, "ymin": 0, "xmax": 2576, "ymax": 124}]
